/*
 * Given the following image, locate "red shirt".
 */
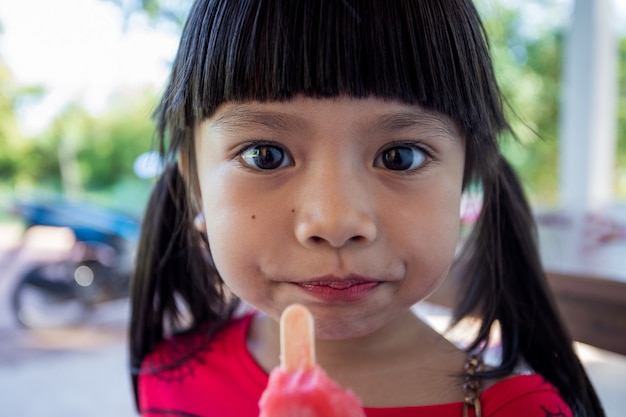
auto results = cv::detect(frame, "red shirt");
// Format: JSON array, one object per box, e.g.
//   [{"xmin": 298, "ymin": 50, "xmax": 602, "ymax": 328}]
[{"xmin": 138, "ymin": 314, "xmax": 572, "ymax": 417}]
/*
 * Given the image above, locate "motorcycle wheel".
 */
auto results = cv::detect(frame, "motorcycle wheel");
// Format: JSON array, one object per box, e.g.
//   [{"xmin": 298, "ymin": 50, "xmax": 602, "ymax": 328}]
[{"xmin": 11, "ymin": 263, "xmax": 92, "ymax": 328}]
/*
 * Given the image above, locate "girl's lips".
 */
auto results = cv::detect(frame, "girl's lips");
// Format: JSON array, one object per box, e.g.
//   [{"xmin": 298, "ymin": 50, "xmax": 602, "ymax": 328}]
[{"xmin": 294, "ymin": 278, "xmax": 381, "ymax": 303}]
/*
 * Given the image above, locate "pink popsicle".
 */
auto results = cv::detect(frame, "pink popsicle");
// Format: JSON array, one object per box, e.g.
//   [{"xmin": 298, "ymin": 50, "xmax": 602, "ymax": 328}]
[{"xmin": 258, "ymin": 304, "xmax": 366, "ymax": 417}]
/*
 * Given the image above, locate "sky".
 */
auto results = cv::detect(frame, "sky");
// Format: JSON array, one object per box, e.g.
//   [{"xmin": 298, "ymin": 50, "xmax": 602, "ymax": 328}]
[{"xmin": 0, "ymin": 0, "xmax": 625, "ymax": 136}]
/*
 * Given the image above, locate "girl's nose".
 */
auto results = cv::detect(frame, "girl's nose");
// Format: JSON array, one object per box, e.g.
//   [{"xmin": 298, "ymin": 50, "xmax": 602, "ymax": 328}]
[{"xmin": 293, "ymin": 171, "xmax": 378, "ymax": 249}]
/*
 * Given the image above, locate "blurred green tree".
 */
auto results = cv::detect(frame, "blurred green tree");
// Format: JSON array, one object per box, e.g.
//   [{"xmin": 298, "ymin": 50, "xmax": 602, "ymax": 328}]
[
  {"xmin": 617, "ymin": 37, "xmax": 626, "ymax": 197},
  {"xmin": 479, "ymin": 1, "xmax": 565, "ymax": 206},
  {"xmin": 0, "ymin": 56, "xmax": 46, "ymax": 187},
  {"xmin": 35, "ymin": 89, "xmax": 158, "ymax": 191},
  {"xmin": 480, "ymin": 0, "xmax": 626, "ymax": 204},
  {"xmin": 0, "ymin": 60, "xmax": 24, "ymax": 181}
]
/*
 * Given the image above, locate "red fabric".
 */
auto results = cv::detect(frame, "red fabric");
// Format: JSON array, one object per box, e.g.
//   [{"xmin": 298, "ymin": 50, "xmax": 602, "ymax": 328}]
[{"xmin": 138, "ymin": 314, "xmax": 572, "ymax": 417}]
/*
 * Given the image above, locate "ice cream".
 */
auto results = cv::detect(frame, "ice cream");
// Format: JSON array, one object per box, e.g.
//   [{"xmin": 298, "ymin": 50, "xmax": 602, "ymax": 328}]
[{"xmin": 258, "ymin": 304, "xmax": 366, "ymax": 417}]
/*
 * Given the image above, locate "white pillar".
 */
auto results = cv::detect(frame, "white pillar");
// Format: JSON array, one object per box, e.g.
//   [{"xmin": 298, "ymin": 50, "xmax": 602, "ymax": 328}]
[{"xmin": 559, "ymin": 0, "xmax": 617, "ymax": 212}]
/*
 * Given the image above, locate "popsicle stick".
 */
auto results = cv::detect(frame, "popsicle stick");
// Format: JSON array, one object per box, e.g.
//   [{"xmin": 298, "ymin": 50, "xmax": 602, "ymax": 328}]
[{"xmin": 280, "ymin": 304, "xmax": 316, "ymax": 372}]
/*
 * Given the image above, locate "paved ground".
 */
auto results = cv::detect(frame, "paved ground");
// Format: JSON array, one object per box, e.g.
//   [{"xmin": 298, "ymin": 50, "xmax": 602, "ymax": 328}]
[
  {"xmin": 579, "ymin": 346, "xmax": 626, "ymax": 417},
  {"xmin": 0, "ymin": 333, "xmax": 135, "ymax": 417},
  {"xmin": 0, "ymin": 223, "xmax": 136, "ymax": 416},
  {"xmin": 0, "ymin": 222, "xmax": 625, "ymax": 416}
]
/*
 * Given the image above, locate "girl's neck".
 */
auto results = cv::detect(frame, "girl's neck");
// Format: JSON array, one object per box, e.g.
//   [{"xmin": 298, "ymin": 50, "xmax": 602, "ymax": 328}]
[{"xmin": 247, "ymin": 308, "xmax": 469, "ymax": 407}]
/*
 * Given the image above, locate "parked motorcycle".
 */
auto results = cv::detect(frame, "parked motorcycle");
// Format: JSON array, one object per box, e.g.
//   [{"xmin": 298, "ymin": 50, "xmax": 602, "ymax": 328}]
[{"xmin": 10, "ymin": 200, "xmax": 140, "ymax": 328}]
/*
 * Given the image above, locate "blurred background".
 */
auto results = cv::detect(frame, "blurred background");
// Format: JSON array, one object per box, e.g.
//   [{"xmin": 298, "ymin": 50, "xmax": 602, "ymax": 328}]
[{"xmin": 0, "ymin": 0, "xmax": 625, "ymax": 416}]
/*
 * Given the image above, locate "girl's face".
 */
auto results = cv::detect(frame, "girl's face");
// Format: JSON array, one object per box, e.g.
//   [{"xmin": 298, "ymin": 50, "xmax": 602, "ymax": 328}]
[{"xmin": 194, "ymin": 96, "xmax": 465, "ymax": 339}]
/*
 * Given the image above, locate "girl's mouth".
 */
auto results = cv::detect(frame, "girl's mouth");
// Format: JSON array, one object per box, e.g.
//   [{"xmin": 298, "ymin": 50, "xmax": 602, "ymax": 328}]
[{"xmin": 294, "ymin": 278, "xmax": 381, "ymax": 303}]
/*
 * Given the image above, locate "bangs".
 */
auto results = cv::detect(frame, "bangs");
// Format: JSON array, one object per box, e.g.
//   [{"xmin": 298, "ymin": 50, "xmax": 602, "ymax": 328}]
[{"xmin": 160, "ymin": 0, "xmax": 507, "ymax": 167}]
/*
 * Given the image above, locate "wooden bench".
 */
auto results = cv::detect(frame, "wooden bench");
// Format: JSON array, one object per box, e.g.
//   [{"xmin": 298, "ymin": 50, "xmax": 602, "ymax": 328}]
[
  {"xmin": 426, "ymin": 271, "xmax": 626, "ymax": 356},
  {"xmin": 546, "ymin": 272, "xmax": 626, "ymax": 356}
]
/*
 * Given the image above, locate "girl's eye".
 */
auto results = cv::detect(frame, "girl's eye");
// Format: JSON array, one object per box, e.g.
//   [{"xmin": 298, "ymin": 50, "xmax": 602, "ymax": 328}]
[
  {"xmin": 375, "ymin": 145, "xmax": 427, "ymax": 171},
  {"xmin": 240, "ymin": 144, "xmax": 292, "ymax": 170}
]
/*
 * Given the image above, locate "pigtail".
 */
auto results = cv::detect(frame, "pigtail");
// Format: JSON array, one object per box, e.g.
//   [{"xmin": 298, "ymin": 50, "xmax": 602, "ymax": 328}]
[
  {"xmin": 129, "ymin": 164, "xmax": 239, "ymax": 408},
  {"xmin": 453, "ymin": 156, "xmax": 604, "ymax": 416}
]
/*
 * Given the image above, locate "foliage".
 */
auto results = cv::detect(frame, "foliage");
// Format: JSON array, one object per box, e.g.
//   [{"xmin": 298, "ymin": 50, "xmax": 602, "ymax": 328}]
[
  {"xmin": 33, "ymin": 89, "xmax": 158, "ymax": 192},
  {"xmin": 0, "ymin": 63, "xmax": 46, "ymax": 182},
  {"xmin": 1, "ymin": 87, "xmax": 159, "ymax": 216},
  {"xmin": 0, "ymin": 62, "xmax": 23, "ymax": 180},
  {"xmin": 617, "ymin": 37, "xmax": 626, "ymax": 197},
  {"xmin": 478, "ymin": 1, "xmax": 565, "ymax": 206},
  {"xmin": 479, "ymin": 0, "xmax": 626, "ymax": 204}
]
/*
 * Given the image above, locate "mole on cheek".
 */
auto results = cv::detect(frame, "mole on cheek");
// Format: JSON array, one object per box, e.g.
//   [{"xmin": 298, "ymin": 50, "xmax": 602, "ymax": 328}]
[
  {"xmin": 251, "ymin": 215, "xmax": 256, "ymax": 219},
  {"xmin": 291, "ymin": 209, "xmax": 295, "ymax": 213}
]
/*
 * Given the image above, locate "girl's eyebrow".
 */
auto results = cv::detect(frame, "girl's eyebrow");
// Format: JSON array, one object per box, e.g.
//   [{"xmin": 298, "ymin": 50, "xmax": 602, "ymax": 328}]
[
  {"xmin": 365, "ymin": 111, "xmax": 459, "ymax": 139},
  {"xmin": 210, "ymin": 104, "xmax": 459, "ymax": 140},
  {"xmin": 210, "ymin": 107, "xmax": 309, "ymax": 133}
]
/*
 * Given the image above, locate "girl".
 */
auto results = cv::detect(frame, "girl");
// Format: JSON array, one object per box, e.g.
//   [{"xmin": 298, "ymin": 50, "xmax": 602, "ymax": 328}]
[{"xmin": 129, "ymin": 1, "xmax": 605, "ymax": 416}]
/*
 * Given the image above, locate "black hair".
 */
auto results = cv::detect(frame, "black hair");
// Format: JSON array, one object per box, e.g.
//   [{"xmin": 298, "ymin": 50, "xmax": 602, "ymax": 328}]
[{"xmin": 129, "ymin": 1, "xmax": 604, "ymax": 416}]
